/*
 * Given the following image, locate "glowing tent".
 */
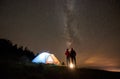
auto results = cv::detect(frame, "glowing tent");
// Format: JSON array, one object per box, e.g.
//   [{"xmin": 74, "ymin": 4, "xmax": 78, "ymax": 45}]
[{"xmin": 32, "ymin": 52, "xmax": 60, "ymax": 65}]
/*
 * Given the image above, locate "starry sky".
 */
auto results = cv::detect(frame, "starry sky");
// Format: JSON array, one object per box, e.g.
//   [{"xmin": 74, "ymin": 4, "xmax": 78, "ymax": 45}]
[{"xmin": 0, "ymin": 0, "xmax": 120, "ymax": 67}]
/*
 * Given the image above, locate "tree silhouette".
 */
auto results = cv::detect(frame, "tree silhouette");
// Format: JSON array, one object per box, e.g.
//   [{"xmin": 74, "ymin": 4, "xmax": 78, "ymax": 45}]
[{"xmin": 0, "ymin": 38, "xmax": 35, "ymax": 63}]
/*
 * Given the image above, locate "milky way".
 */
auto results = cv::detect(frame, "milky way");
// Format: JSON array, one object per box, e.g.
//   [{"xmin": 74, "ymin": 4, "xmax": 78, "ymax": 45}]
[{"xmin": 63, "ymin": 0, "xmax": 81, "ymax": 49}]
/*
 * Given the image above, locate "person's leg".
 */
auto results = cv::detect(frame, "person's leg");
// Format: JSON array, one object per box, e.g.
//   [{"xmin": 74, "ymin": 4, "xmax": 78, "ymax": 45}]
[
  {"xmin": 66, "ymin": 57, "xmax": 70, "ymax": 66},
  {"xmin": 66, "ymin": 57, "xmax": 68, "ymax": 66},
  {"xmin": 67, "ymin": 56, "xmax": 70, "ymax": 66},
  {"xmin": 74, "ymin": 56, "xmax": 76, "ymax": 66},
  {"xmin": 71, "ymin": 57, "xmax": 74, "ymax": 64}
]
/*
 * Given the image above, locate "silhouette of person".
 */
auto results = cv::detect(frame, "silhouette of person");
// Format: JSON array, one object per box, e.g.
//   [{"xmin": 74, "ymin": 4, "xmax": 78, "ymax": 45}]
[
  {"xmin": 65, "ymin": 49, "xmax": 70, "ymax": 66},
  {"xmin": 70, "ymin": 48, "xmax": 76, "ymax": 66}
]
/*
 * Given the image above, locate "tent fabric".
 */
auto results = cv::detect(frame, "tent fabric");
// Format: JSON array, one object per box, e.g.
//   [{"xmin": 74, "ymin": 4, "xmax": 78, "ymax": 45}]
[{"xmin": 32, "ymin": 52, "xmax": 60, "ymax": 65}]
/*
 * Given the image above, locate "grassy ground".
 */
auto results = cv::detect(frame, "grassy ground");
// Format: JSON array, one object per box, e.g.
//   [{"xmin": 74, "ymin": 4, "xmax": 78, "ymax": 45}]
[{"xmin": 1, "ymin": 62, "xmax": 120, "ymax": 79}]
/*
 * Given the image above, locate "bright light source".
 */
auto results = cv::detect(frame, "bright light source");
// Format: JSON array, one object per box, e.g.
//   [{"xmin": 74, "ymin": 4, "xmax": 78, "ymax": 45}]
[
  {"xmin": 46, "ymin": 55, "xmax": 53, "ymax": 64},
  {"xmin": 32, "ymin": 52, "xmax": 50, "ymax": 63},
  {"xmin": 69, "ymin": 63, "xmax": 75, "ymax": 69}
]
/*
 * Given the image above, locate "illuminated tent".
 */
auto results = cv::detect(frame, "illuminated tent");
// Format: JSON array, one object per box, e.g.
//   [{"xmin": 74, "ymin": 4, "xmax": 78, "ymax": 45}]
[{"xmin": 32, "ymin": 52, "xmax": 60, "ymax": 65}]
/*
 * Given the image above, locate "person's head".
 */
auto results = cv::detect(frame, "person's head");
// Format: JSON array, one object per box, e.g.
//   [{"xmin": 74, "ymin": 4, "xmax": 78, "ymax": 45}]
[
  {"xmin": 66, "ymin": 49, "xmax": 68, "ymax": 51},
  {"xmin": 71, "ymin": 48, "xmax": 73, "ymax": 50}
]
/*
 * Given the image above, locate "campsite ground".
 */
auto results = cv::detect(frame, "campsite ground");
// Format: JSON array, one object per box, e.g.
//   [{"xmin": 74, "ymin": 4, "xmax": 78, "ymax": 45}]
[{"xmin": 1, "ymin": 62, "xmax": 120, "ymax": 79}]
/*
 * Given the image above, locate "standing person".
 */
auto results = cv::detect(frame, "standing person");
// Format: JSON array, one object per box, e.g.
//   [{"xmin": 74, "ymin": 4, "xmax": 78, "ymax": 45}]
[
  {"xmin": 70, "ymin": 48, "xmax": 76, "ymax": 66},
  {"xmin": 65, "ymin": 49, "xmax": 70, "ymax": 66}
]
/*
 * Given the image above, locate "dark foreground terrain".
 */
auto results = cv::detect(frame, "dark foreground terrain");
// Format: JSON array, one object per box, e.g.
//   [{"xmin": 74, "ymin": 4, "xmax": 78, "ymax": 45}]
[
  {"xmin": 1, "ymin": 62, "xmax": 120, "ymax": 79},
  {"xmin": 1, "ymin": 39, "xmax": 120, "ymax": 79}
]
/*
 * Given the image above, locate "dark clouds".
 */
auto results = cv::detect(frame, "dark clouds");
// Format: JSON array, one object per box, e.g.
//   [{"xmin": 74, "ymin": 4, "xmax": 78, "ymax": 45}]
[{"xmin": 0, "ymin": 0, "xmax": 120, "ymax": 66}]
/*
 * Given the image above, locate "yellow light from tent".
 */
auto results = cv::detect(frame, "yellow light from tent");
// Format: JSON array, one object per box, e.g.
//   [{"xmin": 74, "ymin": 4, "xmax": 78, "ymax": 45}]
[{"xmin": 47, "ymin": 56, "xmax": 53, "ymax": 64}]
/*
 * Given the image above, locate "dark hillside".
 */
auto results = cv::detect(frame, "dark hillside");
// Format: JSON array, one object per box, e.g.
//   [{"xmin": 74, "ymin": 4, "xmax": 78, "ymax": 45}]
[{"xmin": 1, "ymin": 63, "xmax": 120, "ymax": 79}]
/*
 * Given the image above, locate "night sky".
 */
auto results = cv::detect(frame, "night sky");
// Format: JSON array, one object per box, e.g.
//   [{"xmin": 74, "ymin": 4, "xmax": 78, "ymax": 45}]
[{"xmin": 0, "ymin": 0, "xmax": 120, "ymax": 67}]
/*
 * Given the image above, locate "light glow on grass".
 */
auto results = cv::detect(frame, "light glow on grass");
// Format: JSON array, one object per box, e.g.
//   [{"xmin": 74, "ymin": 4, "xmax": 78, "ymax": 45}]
[{"xmin": 69, "ymin": 63, "xmax": 75, "ymax": 69}]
